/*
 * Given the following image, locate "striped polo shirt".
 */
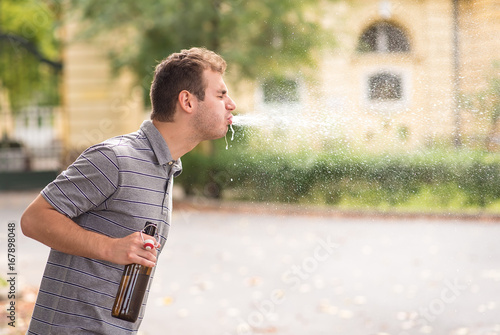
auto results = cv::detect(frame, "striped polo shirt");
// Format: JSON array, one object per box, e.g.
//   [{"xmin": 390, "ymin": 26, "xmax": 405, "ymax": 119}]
[{"xmin": 28, "ymin": 120, "xmax": 182, "ymax": 334}]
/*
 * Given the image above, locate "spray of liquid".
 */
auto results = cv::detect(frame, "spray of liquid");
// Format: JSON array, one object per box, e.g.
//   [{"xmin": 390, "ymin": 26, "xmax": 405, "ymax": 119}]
[
  {"xmin": 231, "ymin": 110, "xmax": 344, "ymax": 134},
  {"xmin": 225, "ymin": 124, "xmax": 235, "ymax": 150},
  {"xmin": 231, "ymin": 113, "xmax": 294, "ymax": 129},
  {"xmin": 225, "ymin": 105, "xmax": 353, "ymax": 152}
]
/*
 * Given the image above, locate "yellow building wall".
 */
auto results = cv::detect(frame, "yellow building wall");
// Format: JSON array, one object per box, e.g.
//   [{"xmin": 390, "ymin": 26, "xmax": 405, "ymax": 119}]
[
  {"xmin": 461, "ymin": 0, "xmax": 500, "ymax": 92},
  {"xmin": 315, "ymin": 0, "xmax": 460, "ymax": 151},
  {"xmin": 455, "ymin": 0, "xmax": 500, "ymax": 145},
  {"xmin": 61, "ymin": 21, "xmax": 144, "ymax": 157}
]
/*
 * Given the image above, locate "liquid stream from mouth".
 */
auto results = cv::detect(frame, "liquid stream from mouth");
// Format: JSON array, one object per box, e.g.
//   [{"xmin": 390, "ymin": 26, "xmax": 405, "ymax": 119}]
[{"xmin": 225, "ymin": 124, "xmax": 235, "ymax": 150}]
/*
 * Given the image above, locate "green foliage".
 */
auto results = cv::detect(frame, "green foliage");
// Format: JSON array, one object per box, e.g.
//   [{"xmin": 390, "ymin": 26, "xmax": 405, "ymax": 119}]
[
  {"xmin": 0, "ymin": 0, "xmax": 62, "ymax": 110},
  {"xmin": 176, "ymin": 145, "xmax": 500, "ymax": 212},
  {"xmin": 68, "ymin": 0, "xmax": 334, "ymax": 100}
]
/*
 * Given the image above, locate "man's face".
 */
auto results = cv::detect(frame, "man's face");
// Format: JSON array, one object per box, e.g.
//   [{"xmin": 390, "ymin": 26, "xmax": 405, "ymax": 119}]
[{"xmin": 192, "ymin": 69, "xmax": 236, "ymax": 140}]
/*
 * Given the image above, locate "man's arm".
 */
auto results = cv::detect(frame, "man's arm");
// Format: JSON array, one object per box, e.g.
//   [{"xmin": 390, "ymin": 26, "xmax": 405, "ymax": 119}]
[{"xmin": 20, "ymin": 194, "xmax": 158, "ymax": 268}]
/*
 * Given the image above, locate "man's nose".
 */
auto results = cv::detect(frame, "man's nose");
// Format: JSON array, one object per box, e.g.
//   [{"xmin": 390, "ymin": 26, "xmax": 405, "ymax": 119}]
[{"xmin": 226, "ymin": 96, "xmax": 236, "ymax": 111}]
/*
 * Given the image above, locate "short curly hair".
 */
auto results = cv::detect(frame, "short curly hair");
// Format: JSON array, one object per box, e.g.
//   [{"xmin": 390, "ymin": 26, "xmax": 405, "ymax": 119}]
[{"xmin": 150, "ymin": 47, "xmax": 227, "ymax": 122}]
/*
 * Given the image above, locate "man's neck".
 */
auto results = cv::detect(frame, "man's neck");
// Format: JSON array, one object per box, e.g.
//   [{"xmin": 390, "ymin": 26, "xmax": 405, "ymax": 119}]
[{"xmin": 152, "ymin": 119, "xmax": 198, "ymax": 160}]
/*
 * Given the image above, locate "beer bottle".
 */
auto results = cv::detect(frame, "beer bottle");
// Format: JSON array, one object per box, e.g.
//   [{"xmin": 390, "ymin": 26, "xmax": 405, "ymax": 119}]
[{"xmin": 112, "ymin": 222, "xmax": 157, "ymax": 322}]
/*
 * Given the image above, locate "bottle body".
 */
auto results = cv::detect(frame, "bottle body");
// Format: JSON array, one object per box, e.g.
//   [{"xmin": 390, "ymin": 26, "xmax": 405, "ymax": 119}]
[
  {"xmin": 111, "ymin": 264, "xmax": 152, "ymax": 322},
  {"xmin": 111, "ymin": 222, "xmax": 157, "ymax": 322}
]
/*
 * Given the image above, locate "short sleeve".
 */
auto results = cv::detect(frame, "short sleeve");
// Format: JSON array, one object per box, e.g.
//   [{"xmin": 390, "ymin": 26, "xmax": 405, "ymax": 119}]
[{"xmin": 41, "ymin": 144, "xmax": 119, "ymax": 218}]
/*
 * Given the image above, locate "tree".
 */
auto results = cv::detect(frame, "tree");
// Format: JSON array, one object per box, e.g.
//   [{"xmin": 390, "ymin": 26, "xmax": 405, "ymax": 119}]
[
  {"xmin": 68, "ymin": 0, "xmax": 334, "ymax": 101},
  {"xmin": 0, "ymin": 0, "xmax": 62, "ymax": 110}
]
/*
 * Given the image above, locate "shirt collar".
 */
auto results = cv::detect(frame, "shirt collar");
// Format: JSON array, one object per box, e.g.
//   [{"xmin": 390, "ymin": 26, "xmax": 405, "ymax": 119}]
[{"xmin": 140, "ymin": 120, "xmax": 182, "ymax": 175}]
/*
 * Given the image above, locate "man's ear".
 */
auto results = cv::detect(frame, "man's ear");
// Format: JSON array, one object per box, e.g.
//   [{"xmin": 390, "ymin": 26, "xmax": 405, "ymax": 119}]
[{"xmin": 178, "ymin": 90, "xmax": 195, "ymax": 113}]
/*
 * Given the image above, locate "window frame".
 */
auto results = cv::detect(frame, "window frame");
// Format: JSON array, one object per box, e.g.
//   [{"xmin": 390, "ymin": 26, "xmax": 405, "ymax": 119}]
[
  {"xmin": 361, "ymin": 67, "xmax": 411, "ymax": 111},
  {"xmin": 255, "ymin": 76, "xmax": 304, "ymax": 115},
  {"xmin": 357, "ymin": 20, "xmax": 411, "ymax": 54},
  {"xmin": 368, "ymin": 72, "xmax": 403, "ymax": 101}
]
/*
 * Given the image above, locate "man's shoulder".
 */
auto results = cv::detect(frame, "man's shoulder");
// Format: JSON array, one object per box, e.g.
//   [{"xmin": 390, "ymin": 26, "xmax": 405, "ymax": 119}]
[
  {"xmin": 94, "ymin": 130, "xmax": 161, "ymax": 167},
  {"xmin": 106, "ymin": 130, "xmax": 148, "ymax": 149},
  {"xmin": 85, "ymin": 130, "xmax": 148, "ymax": 154}
]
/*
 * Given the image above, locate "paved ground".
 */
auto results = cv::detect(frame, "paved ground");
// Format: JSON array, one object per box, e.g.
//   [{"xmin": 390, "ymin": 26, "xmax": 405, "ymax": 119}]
[{"xmin": 1, "ymin": 191, "xmax": 500, "ymax": 335}]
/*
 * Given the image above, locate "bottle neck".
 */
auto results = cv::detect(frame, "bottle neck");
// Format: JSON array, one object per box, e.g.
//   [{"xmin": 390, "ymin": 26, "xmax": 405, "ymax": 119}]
[{"xmin": 143, "ymin": 222, "xmax": 157, "ymax": 237}]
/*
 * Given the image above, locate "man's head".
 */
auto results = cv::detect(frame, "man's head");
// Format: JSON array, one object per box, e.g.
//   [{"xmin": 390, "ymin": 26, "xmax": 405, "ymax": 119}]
[{"xmin": 150, "ymin": 47, "xmax": 227, "ymax": 122}]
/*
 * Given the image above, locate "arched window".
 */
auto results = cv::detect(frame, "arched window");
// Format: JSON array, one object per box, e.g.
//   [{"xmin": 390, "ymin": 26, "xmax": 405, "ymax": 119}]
[
  {"xmin": 369, "ymin": 72, "xmax": 402, "ymax": 101},
  {"xmin": 357, "ymin": 21, "xmax": 410, "ymax": 53}
]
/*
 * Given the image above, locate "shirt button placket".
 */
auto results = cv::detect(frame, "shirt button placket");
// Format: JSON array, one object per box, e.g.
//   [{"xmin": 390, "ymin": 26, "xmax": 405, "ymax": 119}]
[{"xmin": 162, "ymin": 164, "xmax": 170, "ymax": 214}]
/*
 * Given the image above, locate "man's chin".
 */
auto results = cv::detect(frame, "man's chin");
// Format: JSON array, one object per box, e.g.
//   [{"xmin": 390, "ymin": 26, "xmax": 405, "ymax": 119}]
[{"xmin": 211, "ymin": 130, "xmax": 228, "ymax": 141}]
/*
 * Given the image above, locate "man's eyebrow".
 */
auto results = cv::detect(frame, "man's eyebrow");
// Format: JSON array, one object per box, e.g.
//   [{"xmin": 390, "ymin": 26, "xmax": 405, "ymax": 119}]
[{"xmin": 218, "ymin": 89, "xmax": 228, "ymax": 95}]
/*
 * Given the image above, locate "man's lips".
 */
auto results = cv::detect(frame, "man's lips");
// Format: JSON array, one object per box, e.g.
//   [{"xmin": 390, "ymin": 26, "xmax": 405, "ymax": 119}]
[{"xmin": 228, "ymin": 115, "xmax": 233, "ymax": 125}]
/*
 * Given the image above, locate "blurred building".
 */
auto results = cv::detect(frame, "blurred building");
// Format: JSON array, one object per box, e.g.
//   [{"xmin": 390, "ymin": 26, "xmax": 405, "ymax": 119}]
[
  {"xmin": 57, "ymin": 0, "xmax": 500, "ymax": 155},
  {"xmin": 60, "ymin": 20, "xmax": 145, "ymax": 161},
  {"xmin": 2, "ymin": 0, "xmax": 499, "ymax": 182},
  {"xmin": 0, "ymin": 7, "xmax": 145, "ymax": 188},
  {"xmin": 255, "ymin": 0, "xmax": 499, "ymax": 151}
]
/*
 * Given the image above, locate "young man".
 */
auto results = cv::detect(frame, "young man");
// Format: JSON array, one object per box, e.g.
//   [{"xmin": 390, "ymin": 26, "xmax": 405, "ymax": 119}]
[{"xmin": 21, "ymin": 47, "xmax": 236, "ymax": 334}]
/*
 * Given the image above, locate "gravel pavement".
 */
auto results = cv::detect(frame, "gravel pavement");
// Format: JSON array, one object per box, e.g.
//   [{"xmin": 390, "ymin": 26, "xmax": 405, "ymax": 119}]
[{"xmin": 1, "ymin": 191, "xmax": 500, "ymax": 335}]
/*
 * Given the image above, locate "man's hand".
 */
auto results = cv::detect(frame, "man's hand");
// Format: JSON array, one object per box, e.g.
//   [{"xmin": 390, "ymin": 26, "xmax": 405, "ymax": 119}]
[
  {"xmin": 106, "ymin": 232, "xmax": 160, "ymax": 268},
  {"xmin": 21, "ymin": 194, "xmax": 159, "ymax": 268}
]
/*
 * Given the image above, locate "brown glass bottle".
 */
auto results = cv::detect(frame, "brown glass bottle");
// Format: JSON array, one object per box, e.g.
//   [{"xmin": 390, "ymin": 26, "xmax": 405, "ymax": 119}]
[{"xmin": 112, "ymin": 222, "xmax": 157, "ymax": 322}]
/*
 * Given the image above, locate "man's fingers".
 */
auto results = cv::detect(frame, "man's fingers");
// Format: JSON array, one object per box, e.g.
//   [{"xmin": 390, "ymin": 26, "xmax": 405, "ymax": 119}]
[
  {"xmin": 133, "ymin": 254, "xmax": 157, "ymax": 268},
  {"xmin": 109, "ymin": 232, "xmax": 159, "ymax": 267},
  {"xmin": 131, "ymin": 237, "xmax": 157, "ymax": 267},
  {"xmin": 135, "ymin": 232, "xmax": 159, "ymax": 252}
]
